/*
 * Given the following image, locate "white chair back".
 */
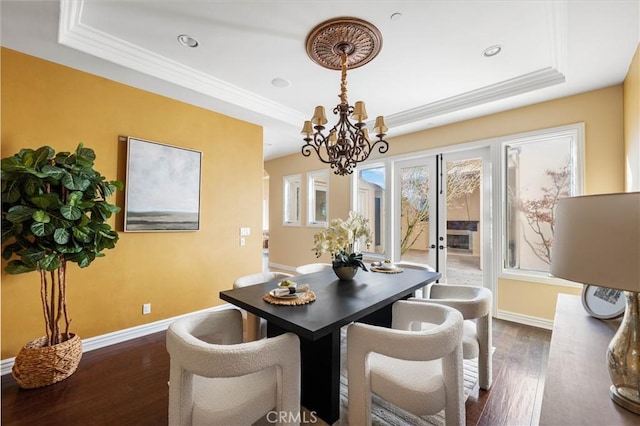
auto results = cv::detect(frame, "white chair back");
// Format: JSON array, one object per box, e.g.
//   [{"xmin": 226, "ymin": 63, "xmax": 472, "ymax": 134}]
[
  {"xmin": 166, "ymin": 309, "xmax": 301, "ymax": 425},
  {"xmin": 295, "ymin": 263, "xmax": 332, "ymax": 274},
  {"xmin": 347, "ymin": 301, "xmax": 465, "ymax": 425}
]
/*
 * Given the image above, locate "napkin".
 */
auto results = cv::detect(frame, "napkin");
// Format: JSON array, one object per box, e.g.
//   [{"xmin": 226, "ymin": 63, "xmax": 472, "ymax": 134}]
[{"xmin": 273, "ymin": 283, "xmax": 310, "ymax": 297}]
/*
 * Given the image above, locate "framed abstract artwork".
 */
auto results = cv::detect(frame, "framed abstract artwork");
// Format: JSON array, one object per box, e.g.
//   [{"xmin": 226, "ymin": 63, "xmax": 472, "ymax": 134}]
[{"xmin": 124, "ymin": 137, "xmax": 202, "ymax": 232}]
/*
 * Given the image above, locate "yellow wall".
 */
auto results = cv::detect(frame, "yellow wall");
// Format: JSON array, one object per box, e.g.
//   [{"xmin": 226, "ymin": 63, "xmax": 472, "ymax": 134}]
[
  {"xmin": 266, "ymin": 85, "xmax": 625, "ymax": 322},
  {"xmin": 625, "ymin": 44, "xmax": 640, "ymax": 191},
  {"xmin": 1, "ymin": 48, "xmax": 264, "ymax": 358}
]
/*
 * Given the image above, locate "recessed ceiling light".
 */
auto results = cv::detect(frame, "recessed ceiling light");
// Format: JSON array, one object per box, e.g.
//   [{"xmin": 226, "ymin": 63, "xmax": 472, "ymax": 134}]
[
  {"xmin": 390, "ymin": 13, "xmax": 402, "ymax": 22},
  {"xmin": 483, "ymin": 45, "xmax": 502, "ymax": 57},
  {"xmin": 271, "ymin": 77, "xmax": 291, "ymax": 88},
  {"xmin": 177, "ymin": 34, "xmax": 199, "ymax": 48}
]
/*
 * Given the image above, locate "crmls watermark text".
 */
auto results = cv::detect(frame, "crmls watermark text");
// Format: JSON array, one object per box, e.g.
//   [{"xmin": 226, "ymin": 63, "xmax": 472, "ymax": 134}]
[{"xmin": 266, "ymin": 410, "xmax": 318, "ymax": 423}]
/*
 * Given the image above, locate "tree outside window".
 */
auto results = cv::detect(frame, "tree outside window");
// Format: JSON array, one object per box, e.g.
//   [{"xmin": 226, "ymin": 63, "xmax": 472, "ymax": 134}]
[{"xmin": 505, "ymin": 133, "xmax": 578, "ymax": 274}]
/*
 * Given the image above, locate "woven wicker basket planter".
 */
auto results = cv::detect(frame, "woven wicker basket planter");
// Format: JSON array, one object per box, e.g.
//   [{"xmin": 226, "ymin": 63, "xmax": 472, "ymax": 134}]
[{"xmin": 11, "ymin": 333, "xmax": 82, "ymax": 389}]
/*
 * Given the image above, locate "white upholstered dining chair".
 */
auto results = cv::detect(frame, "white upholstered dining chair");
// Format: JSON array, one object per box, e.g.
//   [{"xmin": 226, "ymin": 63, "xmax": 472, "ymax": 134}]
[
  {"xmin": 394, "ymin": 261, "xmax": 436, "ymax": 298},
  {"xmin": 294, "ymin": 262, "xmax": 333, "ymax": 274},
  {"xmin": 347, "ymin": 300, "xmax": 465, "ymax": 425},
  {"xmin": 233, "ymin": 271, "xmax": 293, "ymax": 341},
  {"xmin": 166, "ymin": 309, "xmax": 301, "ymax": 425},
  {"xmin": 420, "ymin": 283, "xmax": 493, "ymax": 390}
]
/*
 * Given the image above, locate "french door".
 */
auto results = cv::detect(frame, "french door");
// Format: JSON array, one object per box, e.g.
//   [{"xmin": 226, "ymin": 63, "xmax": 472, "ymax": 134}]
[{"xmin": 394, "ymin": 147, "xmax": 491, "ymax": 287}]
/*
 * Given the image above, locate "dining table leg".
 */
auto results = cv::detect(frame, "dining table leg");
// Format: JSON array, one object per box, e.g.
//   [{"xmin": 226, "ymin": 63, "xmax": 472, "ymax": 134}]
[{"xmin": 268, "ymin": 324, "xmax": 341, "ymax": 424}]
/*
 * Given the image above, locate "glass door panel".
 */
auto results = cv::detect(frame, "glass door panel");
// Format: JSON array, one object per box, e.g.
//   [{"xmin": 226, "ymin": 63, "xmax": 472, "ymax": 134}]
[
  {"xmin": 442, "ymin": 154, "xmax": 484, "ymax": 286},
  {"xmin": 395, "ymin": 157, "xmax": 437, "ymax": 269},
  {"xmin": 357, "ymin": 166, "xmax": 386, "ymax": 255}
]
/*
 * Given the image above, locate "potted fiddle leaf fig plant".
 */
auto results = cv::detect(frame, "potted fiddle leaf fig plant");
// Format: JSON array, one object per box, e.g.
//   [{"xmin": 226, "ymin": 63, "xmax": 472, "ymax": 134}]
[{"xmin": 1, "ymin": 143, "xmax": 122, "ymax": 388}]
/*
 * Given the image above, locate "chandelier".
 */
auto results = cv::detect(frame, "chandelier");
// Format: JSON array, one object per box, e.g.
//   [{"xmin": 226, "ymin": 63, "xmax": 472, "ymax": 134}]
[{"xmin": 301, "ymin": 17, "xmax": 389, "ymax": 176}]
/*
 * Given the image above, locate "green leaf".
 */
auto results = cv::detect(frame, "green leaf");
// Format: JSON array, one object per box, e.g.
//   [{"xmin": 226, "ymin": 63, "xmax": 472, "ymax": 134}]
[
  {"xmin": 6, "ymin": 205, "xmax": 36, "ymax": 223},
  {"xmin": 29, "ymin": 193, "xmax": 60, "ymax": 210},
  {"xmin": 5, "ymin": 260, "xmax": 36, "ymax": 274},
  {"xmin": 2, "ymin": 242, "xmax": 24, "ymax": 260},
  {"xmin": 2, "ymin": 181, "xmax": 21, "ymax": 203},
  {"xmin": 33, "ymin": 146, "xmax": 55, "ymax": 166},
  {"xmin": 60, "ymin": 204, "xmax": 82, "ymax": 220},
  {"xmin": 61, "ymin": 173, "xmax": 88, "ymax": 191},
  {"xmin": 1, "ymin": 221, "xmax": 23, "ymax": 244},
  {"xmin": 20, "ymin": 247, "xmax": 46, "ymax": 266},
  {"xmin": 56, "ymin": 242, "xmax": 82, "ymax": 254},
  {"xmin": 21, "ymin": 150, "xmax": 35, "ymax": 168},
  {"xmin": 1, "ymin": 156, "xmax": 27, "ymax": 172},
  {"xmin": 53, "ymin": 228, "xmax": 71, "ymax": 245},
  {"xmin": 30, "ymin": 221, "xmax": 55, "ymax": 236},
  {"xmin": 67, "ymin": 251, "xmax": 93, "ymax": 268},
  {"xmin": 32, "ymin": 210, "xmax": 51, "ymax": 223},
  {"xmin": 41, "ymin": 164, "xmax": 66, "ymax": 180},
  {"xmin": 22, "ymin": 176, "xmax": 43, "ymax": 196},
  {"xmin": 38, "ymin": 254, "xmax": 61, "ymax": 271},
  {"xmin": 72, "ymin": 226, "xmax": 92, "ymax": 243},
  {"xmin": 67, "ymin": 191, "xmax": 83, "ymax": 206},
  {"xmin": 76, "ymin": 144, "xmax": 96, "ymax": 163}
]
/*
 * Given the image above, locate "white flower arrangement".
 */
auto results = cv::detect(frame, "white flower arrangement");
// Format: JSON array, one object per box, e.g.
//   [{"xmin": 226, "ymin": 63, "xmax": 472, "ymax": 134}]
[{"xmin": 312, "ymin": 211, "xmax": 372, "ymax": 270}]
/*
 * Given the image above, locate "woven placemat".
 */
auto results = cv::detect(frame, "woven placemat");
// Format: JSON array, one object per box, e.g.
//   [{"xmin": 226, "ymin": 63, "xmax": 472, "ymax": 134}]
[
  {"xmin": 263, "ymin": 290, "xmax": 316, "ymax": 305},
  {"xmin": 371, "ymin": 267, "xmax": 404, "ymax": 274}
]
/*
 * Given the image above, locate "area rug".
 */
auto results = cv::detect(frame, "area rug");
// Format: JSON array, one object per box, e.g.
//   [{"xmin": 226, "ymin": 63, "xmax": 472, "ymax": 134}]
[{"xmin": 336, "ymin": 328, "xmax": 479, "ymax": 425}]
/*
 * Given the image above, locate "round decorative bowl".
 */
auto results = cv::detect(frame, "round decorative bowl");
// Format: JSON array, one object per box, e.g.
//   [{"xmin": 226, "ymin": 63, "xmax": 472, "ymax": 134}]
[{"xmin": 333, "ymin": 266, "xmax": 358, "ymax": 280}]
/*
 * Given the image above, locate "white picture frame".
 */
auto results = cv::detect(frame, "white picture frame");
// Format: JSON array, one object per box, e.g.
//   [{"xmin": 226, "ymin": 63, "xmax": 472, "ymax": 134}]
[
  {"xmin": 581, "ymin": 284, "xmax": 625, "ymax": 320},
  {"xmin": 124, "ymin": 137, "xmax": 202, "ymax": 232}
]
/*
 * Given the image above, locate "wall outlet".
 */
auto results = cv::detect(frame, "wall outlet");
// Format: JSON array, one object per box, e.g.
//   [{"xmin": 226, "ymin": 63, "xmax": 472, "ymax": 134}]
[
  {"xmin": 142, "ymin": 303, "xmax": 151, "ymax": 315},
  {"xmin": 240, "ymin": 237, "xmax": 246, "ymax": 246}
]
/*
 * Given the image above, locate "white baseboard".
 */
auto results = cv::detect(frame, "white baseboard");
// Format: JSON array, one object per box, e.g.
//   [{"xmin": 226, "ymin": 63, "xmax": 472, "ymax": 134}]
[
  {"xmin": 496, "ymin": 309, "xmax": 554, "ymax": 330},
  {"xmin": 268, "ymin": 262, "xmax": 297, "ymax": 273},
  {"xmin": 1, "ymin": 304, "xmax": 233, "ymax": 376}
]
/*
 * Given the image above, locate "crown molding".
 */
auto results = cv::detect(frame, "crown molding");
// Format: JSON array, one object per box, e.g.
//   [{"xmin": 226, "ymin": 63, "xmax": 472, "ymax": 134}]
[
  {"xmin": 386, "ymin": 67, "xmax": 566, "ymax": 128},
  {"xmin": 58, "ymin": 0, "xmax": 568, "ymax": 137},
  {"xmin": 363, "ymin": 1, "xmax": 569, "ymax": 130},
  {"xmin": 58, "ymin": 0, "xmax": 306, "ymax": 127}
]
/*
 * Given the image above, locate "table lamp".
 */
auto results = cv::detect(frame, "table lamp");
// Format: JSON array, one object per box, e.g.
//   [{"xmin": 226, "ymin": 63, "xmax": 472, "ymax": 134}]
[{"xmin": 551, "ymin": 192, "xmax": 640, "ymax": 414}]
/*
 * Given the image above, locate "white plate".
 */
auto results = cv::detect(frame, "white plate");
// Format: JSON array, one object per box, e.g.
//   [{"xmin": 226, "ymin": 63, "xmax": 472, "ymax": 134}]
[{"xmin": 269, "ymin": 289, "xmax": 300, "ymax": 299}]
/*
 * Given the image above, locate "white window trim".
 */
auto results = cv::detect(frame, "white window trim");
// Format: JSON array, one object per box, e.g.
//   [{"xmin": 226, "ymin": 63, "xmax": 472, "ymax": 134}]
[
  {"xmin": 307, "ymin": 169, "xmax": 329, "ymax": 227},
  {"xmin": 498, "ymin": 122, "xmax": 585, "ymax": 285},
  {"xmin": 283, "ymin": 173, "xmax": 301, "ymax": 227}
]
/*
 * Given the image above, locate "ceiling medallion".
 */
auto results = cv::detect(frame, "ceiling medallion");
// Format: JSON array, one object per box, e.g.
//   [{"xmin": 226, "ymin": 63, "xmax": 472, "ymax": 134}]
[
  {"xmin": 301, "ymin": 17, "xmax": 388, "ymax": 176},
  {"xmin": 305, "ymin": 17, "xmax": 383, "ymax": 70}
]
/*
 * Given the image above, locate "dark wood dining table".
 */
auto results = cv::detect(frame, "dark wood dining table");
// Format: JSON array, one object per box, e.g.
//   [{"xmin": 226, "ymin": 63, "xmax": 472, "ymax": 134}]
[{"xmin": 219, "ymin": 267, "xmax": 441, "ymax": 424}]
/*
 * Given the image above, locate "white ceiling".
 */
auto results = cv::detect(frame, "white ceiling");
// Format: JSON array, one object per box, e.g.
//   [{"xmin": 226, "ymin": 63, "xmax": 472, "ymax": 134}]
[{"xmin": 2, "ymin": 0, "xmax": 639, "ymax": 160}]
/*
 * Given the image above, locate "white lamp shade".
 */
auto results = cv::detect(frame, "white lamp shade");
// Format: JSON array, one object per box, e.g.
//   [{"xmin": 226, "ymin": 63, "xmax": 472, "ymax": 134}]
[{"xmin": 550, "ymin": 192, "xmax": 640, "ymax": 292}]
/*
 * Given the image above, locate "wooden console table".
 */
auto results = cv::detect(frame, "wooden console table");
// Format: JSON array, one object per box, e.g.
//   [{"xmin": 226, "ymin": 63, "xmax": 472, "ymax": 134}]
[{"xmin": 540, "ymin": 294, "xmax": 638, "ymax": 424}]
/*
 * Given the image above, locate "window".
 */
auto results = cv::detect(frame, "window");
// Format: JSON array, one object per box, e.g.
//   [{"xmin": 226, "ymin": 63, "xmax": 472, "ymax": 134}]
[
  {"xmin": 283, "ymin": 174, "xmax": 301, "ymax": 226},
  {"xmin": 503, "ymin": 124, "xmax": 584, "ymax": 277},
  {"xmin": 307, "ymin": 170, "xmax": 329, "ymax": 227},
  {"xmin": 355, "ymin": 165, "xmax": 386, "ymax": 255}
]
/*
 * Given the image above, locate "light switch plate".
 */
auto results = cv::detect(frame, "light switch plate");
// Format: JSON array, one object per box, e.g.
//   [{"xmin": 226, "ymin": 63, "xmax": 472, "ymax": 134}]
[{"xmin": 240, "ymin": 227, "xmax": 250, "ymax": 236}]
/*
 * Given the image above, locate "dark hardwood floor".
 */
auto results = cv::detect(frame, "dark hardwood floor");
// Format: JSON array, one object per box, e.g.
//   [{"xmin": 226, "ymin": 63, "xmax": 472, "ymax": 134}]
[{"xmin": 2, "ymin": 318, "xmax": 551, "ymax": 426}]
